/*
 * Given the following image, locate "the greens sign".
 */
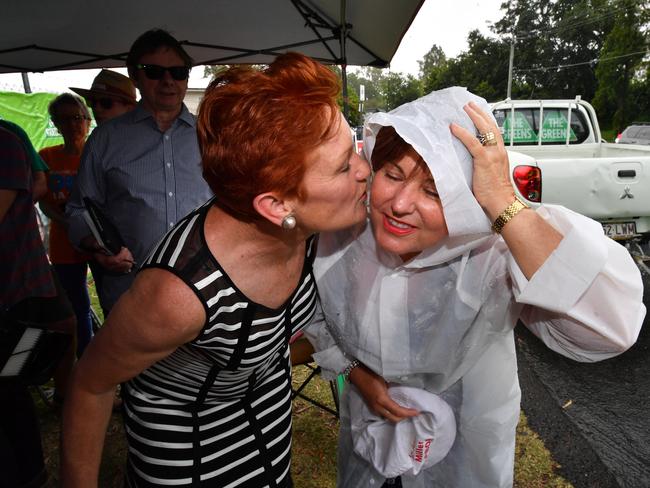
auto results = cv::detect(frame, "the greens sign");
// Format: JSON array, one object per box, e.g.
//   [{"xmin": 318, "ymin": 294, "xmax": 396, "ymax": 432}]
[
  {"xmin": 0, "ymin": 91, "xmax": 68, "ymax": 150},
  {"xmin": 498, "ymin": 108, "xmax": 577, "ymax": 144},
  {"xmin": 540, "ymin": 110, "xmax": 577, "ymax": 143},
  {"xmin": 501, "ymin": 110, "xmax": 537, "ymax": 144}
]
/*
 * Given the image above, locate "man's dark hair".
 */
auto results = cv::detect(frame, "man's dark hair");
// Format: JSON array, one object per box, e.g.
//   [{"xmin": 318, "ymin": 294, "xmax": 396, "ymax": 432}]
[{"xmin": 126, "ymin": 29, "xmax": 193, "ymax": 79}]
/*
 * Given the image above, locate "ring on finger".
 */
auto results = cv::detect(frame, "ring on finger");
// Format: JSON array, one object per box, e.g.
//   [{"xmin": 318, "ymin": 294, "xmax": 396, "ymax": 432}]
[{"xmin": 477, "ymin": 131, "xmax": 498, "ymax": 146}]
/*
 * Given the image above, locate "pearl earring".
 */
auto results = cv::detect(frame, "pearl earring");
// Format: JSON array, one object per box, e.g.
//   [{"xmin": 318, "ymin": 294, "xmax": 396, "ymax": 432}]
[{"xmin": 281, "ymin": 214, "xmax": 297, "ymax": 230}]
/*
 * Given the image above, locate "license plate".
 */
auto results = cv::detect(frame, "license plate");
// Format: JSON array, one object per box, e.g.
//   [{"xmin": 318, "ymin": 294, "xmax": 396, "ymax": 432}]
[{"xmin": 602, "ymin": 222, "xmax": 637, "ymax": 239}]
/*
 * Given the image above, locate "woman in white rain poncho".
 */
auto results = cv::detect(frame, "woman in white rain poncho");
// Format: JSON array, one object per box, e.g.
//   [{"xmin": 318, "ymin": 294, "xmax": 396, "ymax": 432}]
[{"xmin": 305, "ymin": 87, "xmax": 645, "ymax": 488}]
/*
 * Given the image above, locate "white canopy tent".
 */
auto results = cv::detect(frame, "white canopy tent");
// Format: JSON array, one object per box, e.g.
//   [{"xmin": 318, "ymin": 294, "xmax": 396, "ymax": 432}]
[{"xmin": 1, "ymin": 0, "xmax": 424, "ymax": 116}]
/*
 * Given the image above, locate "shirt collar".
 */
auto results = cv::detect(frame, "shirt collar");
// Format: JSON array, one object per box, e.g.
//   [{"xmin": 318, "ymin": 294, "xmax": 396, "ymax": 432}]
[{"xmin": 131, "ymin": 101, "xmax": 196, "ymax": 128}]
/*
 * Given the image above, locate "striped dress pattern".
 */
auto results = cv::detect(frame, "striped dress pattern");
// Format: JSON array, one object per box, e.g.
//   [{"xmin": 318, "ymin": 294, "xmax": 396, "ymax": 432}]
[{"xmin": 122, "ymin": 202, "xmax": 318, "ymax": 487}]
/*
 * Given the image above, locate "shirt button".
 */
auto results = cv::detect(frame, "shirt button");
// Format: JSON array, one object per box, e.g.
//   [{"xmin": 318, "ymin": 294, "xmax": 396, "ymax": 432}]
[
  {"xmin": 164, "ymin": 135, "xmax": 170, "ymax": 140},
  {"xmin": 166, "ymin": 163, "xmax": 171, "ymax": 168},
  {"xmin": 169, "ymin": 222, "xmax": 174, "ymax": 227},
  {"xmin": 168, "ymin": 192, "xmax": 173, "ymax": 197}
]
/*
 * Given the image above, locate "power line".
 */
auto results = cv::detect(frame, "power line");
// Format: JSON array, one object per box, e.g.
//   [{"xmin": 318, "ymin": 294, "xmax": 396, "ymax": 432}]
[
  {"xmin": 514, "ymin": 49, "xmax": 649, "ymax": 73},
  {"xmin": 511, "ymin": 0, "xmax": 647, "ymax": 41}
]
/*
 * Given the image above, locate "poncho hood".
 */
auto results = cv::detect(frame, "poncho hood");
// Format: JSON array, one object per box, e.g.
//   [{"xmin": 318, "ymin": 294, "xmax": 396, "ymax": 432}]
[{"xmin": 364, "ymin": 86, "xmax": 494, "ymax": 267}]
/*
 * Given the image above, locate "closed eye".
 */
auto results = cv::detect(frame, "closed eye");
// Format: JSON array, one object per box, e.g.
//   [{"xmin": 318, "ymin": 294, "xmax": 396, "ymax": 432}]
[
  {"xmin": 339, "ymin": 145, "xmax": 354, "ymax": 173},
  {"xmin": 383, "ymin": 163, "xmax": 404, "ymax": 181}
]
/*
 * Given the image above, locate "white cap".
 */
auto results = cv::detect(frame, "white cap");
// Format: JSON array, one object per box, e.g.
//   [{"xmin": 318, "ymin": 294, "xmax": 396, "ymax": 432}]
[{"xmin": 349, "ymin": 385, "xmax": 456, "ymax": 478}]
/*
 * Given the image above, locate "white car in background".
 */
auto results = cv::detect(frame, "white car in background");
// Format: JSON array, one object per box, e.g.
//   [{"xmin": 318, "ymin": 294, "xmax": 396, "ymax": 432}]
[{"xmin": 492, "ymin": 97, "xmax": 650, "ymax": 243}]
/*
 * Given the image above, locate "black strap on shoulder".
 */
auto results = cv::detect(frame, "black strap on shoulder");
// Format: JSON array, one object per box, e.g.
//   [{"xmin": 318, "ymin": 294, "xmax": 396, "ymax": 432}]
[{"xmin": 176, "ymin": 245, "xmax": 212, "ymax": 286}]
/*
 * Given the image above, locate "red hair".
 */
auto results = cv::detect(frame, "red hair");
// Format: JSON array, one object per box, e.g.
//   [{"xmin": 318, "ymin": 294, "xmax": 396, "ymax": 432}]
[{"xmin": 198, "ymin": 52, "xmax": 341, "ymax": 220}]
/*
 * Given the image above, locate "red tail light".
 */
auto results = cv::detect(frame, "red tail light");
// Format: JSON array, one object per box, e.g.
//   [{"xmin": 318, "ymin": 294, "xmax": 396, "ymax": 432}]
[{"xmin": 512, "ymin": 165, "xmax": 541, "ymax": 202}]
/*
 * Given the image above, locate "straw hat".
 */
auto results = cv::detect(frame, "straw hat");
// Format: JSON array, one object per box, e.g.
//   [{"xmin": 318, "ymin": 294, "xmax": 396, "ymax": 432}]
[{"xmin": 70, "ymin": 69, "xmax": 136, "ymax": 104}]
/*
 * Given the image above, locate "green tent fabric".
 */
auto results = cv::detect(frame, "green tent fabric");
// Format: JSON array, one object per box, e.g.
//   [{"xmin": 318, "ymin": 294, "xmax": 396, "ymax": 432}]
[{"xmin": 0, "ymin": 91, "xmax": 63, "ymax": 150}]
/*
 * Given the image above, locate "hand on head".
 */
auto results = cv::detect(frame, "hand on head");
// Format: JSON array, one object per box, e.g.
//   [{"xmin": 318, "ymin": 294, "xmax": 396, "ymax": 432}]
[{"xmin": 450, "ymin": 102, "xmax": 516, "ymax": 221}]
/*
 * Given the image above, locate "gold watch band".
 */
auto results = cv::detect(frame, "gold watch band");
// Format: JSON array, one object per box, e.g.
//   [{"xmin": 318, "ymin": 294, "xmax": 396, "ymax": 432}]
[{"xmin": 492, "ymin": 196, "xmax": 530, "ymax": 234}]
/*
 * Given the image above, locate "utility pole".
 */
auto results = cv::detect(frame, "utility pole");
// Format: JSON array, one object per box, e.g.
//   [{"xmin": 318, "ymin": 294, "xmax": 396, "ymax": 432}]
[
  {"xmin": 339, "ymin": 0, "xmax": 349, "ymax": 121},
  {"xmin": 359, "ymin": 84, "xmax": 365, "ymax": 114},
  {"xmin": 21, "ymin": 73, "xmax": 32, "ymax": 93},
  {"xmin": 506, "ymin": 37, "xmax": 514, "ymax": 99}
]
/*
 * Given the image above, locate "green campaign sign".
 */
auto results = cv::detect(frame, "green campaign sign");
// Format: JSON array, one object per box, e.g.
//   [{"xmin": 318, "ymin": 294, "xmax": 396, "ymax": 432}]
[
  {"xmin": 540, "ymin": 110, "xmax": 577, "ymax": 143},
  {"xmin": 502, "ymin": 111, "xmax": 537, "ymax": 144},
  {"xmin": 0, "ymin": 91, "xmax": 64, "ymax": 150}
]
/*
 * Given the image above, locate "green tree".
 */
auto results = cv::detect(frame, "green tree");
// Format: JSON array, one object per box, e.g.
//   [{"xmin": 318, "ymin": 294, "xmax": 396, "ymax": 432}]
[
  {"xmin": 203, "ymin": 65, "xmax": 228, "ymax": 78},
  {"xmin": 630, "ymin": 61, "xmax": 650, "ymax": 122},
  {"xmin": 493, "ymin": 0, "xmax": 615, "ymax": 100},
  {"xmin": 419, "ymin": 44, "xmax": 450, "ymax": 95},
  {"xmin": 418, "ymin": 45, "xmax": 447, "ymax": 79},
  {"xmin": 330, "ymin": 66, "xmax": 364, "ymax": 126},
  {"xmin": 352, "ymin": 66, "xmax": 389, "ymax": 112},
  {"xmin": 592, "ymin": 0, "xmax": 649, "ymax": 130},
  {"xmin": 380, "ymin": 72, "xmax": 423, "ymax": 111},
  {"xmin": 421, "ymin": 31, "xmax": 511, "ymax": 101}
]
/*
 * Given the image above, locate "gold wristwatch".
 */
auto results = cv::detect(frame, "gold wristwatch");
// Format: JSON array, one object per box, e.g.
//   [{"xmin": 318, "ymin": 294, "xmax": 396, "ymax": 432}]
[{"xmin": 492, "ymin": 196, "xmax": 530, "ymax": 234}]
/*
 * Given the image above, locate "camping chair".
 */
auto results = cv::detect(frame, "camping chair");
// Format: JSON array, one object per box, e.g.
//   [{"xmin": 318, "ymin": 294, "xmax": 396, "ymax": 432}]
[
  {"xmin": 0, "ymin": 315, "xmax": 73, "ymax": 387},
  {"xmin": 90, "ymin": 307, "xmax": 103, "ymax": 333},
  {"xmin": 290, "ymin": 332, "xmax": 341, "ymax": 418}
]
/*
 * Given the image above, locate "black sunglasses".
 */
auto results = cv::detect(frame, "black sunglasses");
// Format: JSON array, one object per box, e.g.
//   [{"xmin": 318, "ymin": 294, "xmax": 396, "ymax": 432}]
[
  {"xmin": 88, "ymin": 97, "xmax": 120, "ymax": 110},
  {"xmin": 136, "ymin": 64, "xmax": 190, "ymax": 81}
]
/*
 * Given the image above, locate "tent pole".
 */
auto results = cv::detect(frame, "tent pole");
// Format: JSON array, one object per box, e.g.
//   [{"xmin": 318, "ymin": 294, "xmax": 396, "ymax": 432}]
[
  {"xmin": 339, "ymin": 0, "xmax": 349, "ymax": 121},
  {"xmin": 21, "ymin": 73, "xmax": 32, "ymax": 94}
]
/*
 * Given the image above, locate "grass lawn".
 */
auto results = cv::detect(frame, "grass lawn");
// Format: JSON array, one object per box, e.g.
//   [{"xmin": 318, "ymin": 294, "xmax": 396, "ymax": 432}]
[
  {"xmin": 35, "ymin": 278, "xmax": 572, "ymax": 486},
  {"xmin": 36, "ymin": 365, "xmax": 572, "ymax": 487}
]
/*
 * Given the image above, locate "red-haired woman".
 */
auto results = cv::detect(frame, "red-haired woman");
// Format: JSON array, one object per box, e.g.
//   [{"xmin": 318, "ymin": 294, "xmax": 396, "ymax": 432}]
[{"xmin": 62, "ymin": 53, "xmax": 370, "ymax": 487}]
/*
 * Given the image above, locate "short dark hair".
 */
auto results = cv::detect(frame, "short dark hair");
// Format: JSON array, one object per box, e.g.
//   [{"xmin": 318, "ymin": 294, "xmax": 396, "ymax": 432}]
[
  {"xmin": 126, "ymin": 29, "xmax": 193, "ymax": 78},
  {"xmin": 371, "ymin": 126, "xmax": 426, "ymax": 173},
  {"xmin": 48, "ymin": 93, "xmax": 90, "ymax": 120}
]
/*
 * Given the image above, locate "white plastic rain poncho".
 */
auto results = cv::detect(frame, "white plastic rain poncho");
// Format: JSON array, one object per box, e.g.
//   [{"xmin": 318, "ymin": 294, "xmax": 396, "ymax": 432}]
[{"xmin": 305, "ymin": 87, "xmax": 645, "ymax": 488}]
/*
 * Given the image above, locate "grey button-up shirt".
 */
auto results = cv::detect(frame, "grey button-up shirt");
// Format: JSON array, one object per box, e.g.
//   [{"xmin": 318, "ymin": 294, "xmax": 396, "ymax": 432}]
[{"xmin": 67, "ymin": 102, "xmax": 213, "ymax": 311}]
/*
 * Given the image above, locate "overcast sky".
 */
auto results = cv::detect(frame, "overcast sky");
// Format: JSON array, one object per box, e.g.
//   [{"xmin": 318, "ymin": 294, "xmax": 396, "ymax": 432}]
[
  {"xmin": 0, "ymin": 0, "xmax": 505, "ymax": 93},
  {"xmin": 388, "ymin": 0, "xmax": 505, "ymax": 75}
]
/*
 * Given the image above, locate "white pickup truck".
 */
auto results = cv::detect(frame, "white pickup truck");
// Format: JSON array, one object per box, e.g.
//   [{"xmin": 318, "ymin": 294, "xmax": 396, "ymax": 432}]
[{"xmin": 492, "ymin": 97, "xmax": 650, "ymax": 243}]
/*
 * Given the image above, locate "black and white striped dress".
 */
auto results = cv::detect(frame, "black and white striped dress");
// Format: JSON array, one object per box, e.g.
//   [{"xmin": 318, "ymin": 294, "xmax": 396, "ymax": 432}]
[{"xmin": 122, "ymin": 201, "xmax": 318, "ymax": 487}]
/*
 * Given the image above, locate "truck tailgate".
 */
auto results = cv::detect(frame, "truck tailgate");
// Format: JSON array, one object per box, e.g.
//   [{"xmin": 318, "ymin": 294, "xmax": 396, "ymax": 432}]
[{"xmin": 538, "ymin": 157, "xmax": 650, "ymax": 219}]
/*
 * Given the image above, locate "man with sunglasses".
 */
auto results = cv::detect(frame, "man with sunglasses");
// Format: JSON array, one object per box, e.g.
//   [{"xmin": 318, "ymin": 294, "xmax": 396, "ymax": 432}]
[
  {"xmin": 66, "ymin": 29, "xmax": 212, "ymax": 315},
  {"xmin": 70, "ymin": 69, "xmax": 136, "ymax": 125}
]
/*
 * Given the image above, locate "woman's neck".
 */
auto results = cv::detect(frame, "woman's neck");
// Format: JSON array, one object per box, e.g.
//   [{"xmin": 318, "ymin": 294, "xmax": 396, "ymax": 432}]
[
  {"xmin": 204, "ymin": 204, "xmax": 308, "ymax": 309},
  {"xmin": 205, "ymin": 205, "xmax": 306, "ymax": 267},
  {"xmin": 63, "ymin": 139, "xmax": 84, "ymax": 155}
]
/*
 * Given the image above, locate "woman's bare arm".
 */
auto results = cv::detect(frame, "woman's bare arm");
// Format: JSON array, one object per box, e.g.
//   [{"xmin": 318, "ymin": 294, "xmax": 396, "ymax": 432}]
[{"xmin": 61, "ymin": 268, "xmax": 205, "ymax": 487}]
